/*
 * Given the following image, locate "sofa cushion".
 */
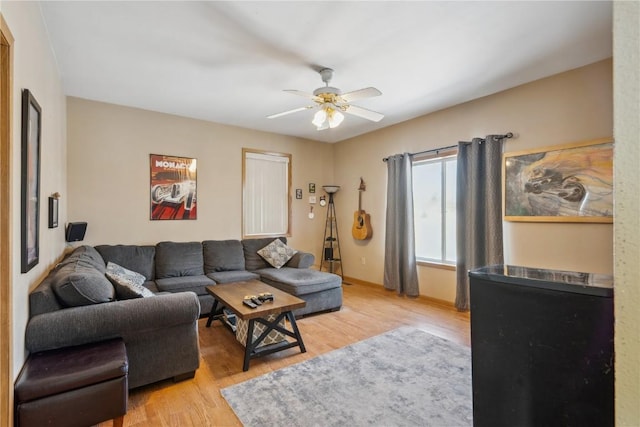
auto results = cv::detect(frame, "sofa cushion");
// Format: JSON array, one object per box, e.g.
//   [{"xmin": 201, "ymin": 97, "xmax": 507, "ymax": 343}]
[
  {"xmin": 256, "ymin": 268, "xmax": 342, "ymax": 296},
  {"xmin": 105, "ymin": 262, "xmax": 155, "ymax": 299},
  {"xmin": 242, "ymin": 237, "xmax": 287, "ymax": 271},
  {"xmin": 155, "ymin": 275, "xmax": 214, "ymax": 295},
  {"xmin": 155, "ymin": 241, "xmax": 204, "ymax": 278},
  {"xmin": 144, "ymin": 280, "xmax": 160, "ymax": 293},
  {"xmin": 52, "ymin": 261, "xmax": 115, "ymax": 307},
  {"xmin": 206, "ymin": 270, "xmax": 260, "ymax": 284},
  {"xmin": 95, "ymin": 245, "xmax": 156, "ymax": 280},
  {"xmin": 57, "ymin": 245, "xmax": 106, "ymax": 272},
  {"xmin": 285, "ymin": 251, "xmax": 315, "ymax": 269},
  {"xmin": 257, "ymin": 239, "xmax": 297, "ymax": 269},
  {"xmin": 203, "ymin": 240, "xmax": 245, "ymax": 273}
]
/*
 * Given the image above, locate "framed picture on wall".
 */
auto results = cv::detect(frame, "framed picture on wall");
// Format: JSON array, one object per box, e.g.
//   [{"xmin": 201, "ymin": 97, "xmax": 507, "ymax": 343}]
[
  {"xmin": 21, "ymin": 89, "xmax": 42, "ymax": 273},
  {"xmin": 150, "ymin": 154, "xmax": 197, "ymax": 220},
  {"xmin": 48, "ymin": 196, "xmax": 59, "ymax": 228},
  {"xmin": 503, "ymin": 138, "xmax": 613, "ymax": 223}
]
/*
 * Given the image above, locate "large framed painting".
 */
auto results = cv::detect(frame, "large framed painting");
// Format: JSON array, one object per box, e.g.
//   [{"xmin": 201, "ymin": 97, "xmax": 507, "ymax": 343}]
[
  {"xmin": 150, "ymin": 154, "xmax": 197, "ymax": 220},
  {"xmin": 21, "ymin": 89, "xmax": 42, "ymax": 273},
  {"xmin": 503, "ymin": 138, "xmax": 613, "ymax": 223}
]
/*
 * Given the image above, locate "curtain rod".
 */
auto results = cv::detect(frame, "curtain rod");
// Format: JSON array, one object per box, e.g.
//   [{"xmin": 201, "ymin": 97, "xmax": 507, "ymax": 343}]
[{"xmin": 382, "ymin": 132, "xmax": 514, "ymax": 162}]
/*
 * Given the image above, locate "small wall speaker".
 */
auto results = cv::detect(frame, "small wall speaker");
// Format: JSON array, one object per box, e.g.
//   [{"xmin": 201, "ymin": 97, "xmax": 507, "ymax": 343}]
[{"xmin": 65, "ymin": 222, "xmax": 87, "ymax": 242}]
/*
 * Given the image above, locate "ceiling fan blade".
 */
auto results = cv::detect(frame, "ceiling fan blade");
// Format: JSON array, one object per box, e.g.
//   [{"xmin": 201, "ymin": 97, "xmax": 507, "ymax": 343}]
[
  {"xmin": 340, "ymin": 87, "xmax": 382, "ymax": 103},
  {"xmin": 267, "ymin": 105, "xmax": 314, "ymax": 119},
  {"xmin": 343, "ymin": 104, "xmax": 384, "ymax": 122},
  {"xmin": 284, "ymin": 89, "xmax": 322, "ymax": 103}
]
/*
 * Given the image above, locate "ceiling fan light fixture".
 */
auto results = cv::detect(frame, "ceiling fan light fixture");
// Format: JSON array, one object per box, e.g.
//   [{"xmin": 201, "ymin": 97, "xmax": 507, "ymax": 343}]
[
  {"xmin": 312, "ymin": 109, "xmax": 327, "ymax": 128},
  {"xmin": 328, "ymin": 109, "xmax": 344, "ymax": 128},
  {"xmin": 313, "ymin": 105, "xmax": 344, "ymax": 129}
]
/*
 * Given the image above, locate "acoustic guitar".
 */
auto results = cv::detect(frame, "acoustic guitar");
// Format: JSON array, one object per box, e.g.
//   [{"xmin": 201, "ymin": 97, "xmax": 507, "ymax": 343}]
[{"xmin": 352, "ymin": 178, "xmax": 373, "ymax": 240}]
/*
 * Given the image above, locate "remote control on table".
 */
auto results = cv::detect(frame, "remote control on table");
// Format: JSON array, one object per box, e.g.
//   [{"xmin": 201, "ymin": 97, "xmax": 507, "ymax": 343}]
[{"xmin": 243, "ymin": 299, "xmax": 257, "ymax": 309}]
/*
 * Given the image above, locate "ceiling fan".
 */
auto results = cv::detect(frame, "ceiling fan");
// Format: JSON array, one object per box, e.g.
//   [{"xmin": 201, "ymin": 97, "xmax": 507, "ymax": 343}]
[{"xmin": 267, "ymin": 68, "xmax": 384, "ymax": 130}]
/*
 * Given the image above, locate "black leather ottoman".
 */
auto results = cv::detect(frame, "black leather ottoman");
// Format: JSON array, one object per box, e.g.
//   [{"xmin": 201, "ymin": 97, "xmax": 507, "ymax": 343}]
[{"xmin": 15, "ymin": 338, "xmax": 128, "ymax": 427}]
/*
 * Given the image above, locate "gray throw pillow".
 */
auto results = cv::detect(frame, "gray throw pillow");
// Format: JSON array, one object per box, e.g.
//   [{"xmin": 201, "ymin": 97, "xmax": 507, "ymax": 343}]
[
  {"xmin": 257, "ymin": 239, "xmax": 297, "ymax": 269},
  {"xmin": 105, "ymin": 262, "xmax": 154, "ymax": 299}
]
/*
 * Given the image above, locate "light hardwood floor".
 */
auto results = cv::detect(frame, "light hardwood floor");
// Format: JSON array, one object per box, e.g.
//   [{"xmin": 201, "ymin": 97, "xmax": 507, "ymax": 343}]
[{"xmin": 101, "ymin": 283, "xmax": 470, "ymax": 427}]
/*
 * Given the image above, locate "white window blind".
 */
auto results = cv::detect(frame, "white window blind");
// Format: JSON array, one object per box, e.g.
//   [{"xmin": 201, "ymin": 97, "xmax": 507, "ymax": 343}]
[{"xmin": 243, "ymin": 150, "xmax": 291, "ymax": 237}]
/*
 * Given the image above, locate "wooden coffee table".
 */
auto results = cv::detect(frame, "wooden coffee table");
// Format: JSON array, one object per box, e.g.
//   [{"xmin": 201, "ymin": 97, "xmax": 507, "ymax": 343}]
[{"xmin": 205, "ymin": 280, "xmax": 306, "ymax": 371}]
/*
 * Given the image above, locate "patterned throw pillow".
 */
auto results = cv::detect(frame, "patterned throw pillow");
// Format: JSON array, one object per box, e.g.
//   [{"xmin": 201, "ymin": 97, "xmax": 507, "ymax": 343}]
[
  {"xmin": 257, "ymin": 239, "xmax": 297, "ymax": 269},
  {"xmin": 105, "ymin": 262, "xmax": 154, "ymax": 299}
]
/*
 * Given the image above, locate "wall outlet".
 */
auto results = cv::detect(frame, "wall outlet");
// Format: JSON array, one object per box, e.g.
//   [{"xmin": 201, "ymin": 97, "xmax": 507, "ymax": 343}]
[{"xmin": 361, "ymin": 257, "xmax": 366, "ymax": 265}]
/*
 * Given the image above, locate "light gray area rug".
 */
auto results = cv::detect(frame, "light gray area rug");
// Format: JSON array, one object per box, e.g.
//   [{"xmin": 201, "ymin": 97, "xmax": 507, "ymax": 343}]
[{"xmin": 221, "ymin": 326, "xmax": 472, "ymax": 427}]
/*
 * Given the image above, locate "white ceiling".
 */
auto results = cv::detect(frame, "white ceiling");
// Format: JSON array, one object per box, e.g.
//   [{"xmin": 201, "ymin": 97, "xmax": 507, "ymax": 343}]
[{"xmin": 39, "ymin": 1, "xmax": 612, "ymax": 143}]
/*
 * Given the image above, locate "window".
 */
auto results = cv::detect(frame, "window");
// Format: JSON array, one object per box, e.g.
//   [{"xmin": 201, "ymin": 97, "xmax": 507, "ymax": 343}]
[
  {"xmin": 243, "ymin": 149, "xmax": 291, "ymax": 238},
  {"xmin": 412, "ymin": 154, "xmax": 457, "ymax": 265}
]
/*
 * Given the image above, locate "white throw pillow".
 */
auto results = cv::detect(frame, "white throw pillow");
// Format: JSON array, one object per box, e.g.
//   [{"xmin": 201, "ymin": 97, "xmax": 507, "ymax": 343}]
[
  {"xmin": 105, "ymin": 261, "xmax": 154, "ymax": 299},
  {"xmin": 257, "ymin": 239, "xmax": 297, "ymax": 269}
]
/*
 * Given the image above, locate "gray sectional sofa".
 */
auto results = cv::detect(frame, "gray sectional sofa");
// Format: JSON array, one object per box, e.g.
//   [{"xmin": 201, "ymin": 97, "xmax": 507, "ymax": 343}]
[
  {"xmin": 94, "ymin": 237, "xmax": 342, "ymax": 317},
  {"xmin": 26, "ymin": 237, "xmax": 342, "ymax": 389}
]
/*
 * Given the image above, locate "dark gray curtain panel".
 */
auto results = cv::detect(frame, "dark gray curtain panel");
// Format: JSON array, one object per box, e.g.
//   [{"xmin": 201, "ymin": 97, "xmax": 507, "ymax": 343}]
[
  {"xmin": 455, "ymin": 136, "xmax": 504, "ymax": 311},
  {"xmin": 384, "ymin": 153, "xmax": 419, "ymax": 297}
]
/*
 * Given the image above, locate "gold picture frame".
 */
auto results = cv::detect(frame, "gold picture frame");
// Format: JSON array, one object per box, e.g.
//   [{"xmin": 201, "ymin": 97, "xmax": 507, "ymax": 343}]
[{"xmin": 503, "ymin": 138, "xmax": 613, "ymax": 223}]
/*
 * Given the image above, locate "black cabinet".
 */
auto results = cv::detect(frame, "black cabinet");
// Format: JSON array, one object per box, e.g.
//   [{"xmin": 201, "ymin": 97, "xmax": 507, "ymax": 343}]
[{"xmin": 469, "ymin": 265, "xmax": 613, "ymax": 427}]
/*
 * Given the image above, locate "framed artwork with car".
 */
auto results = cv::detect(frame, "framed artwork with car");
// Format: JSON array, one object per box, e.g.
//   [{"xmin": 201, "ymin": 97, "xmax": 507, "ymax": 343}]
[
  {"xmin": 503, "ymin": 138, "xmax": 613, "ymax": 223},
  {"xmin": 150, "ymin": 154, "xmax": 197, "ymax": 220}
]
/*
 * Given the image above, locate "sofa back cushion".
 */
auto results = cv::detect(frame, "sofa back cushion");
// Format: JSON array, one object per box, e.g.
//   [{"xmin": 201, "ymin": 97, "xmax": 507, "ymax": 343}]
[
  {"xmin": 203, "ymin": 240, "xmax": 245, "ymax": 273},
  {"xmin": 57, "ymin": 245, "xmax": 106, "ymax": 271},
  {"xmin": 51, "ymin": 246, "xmax": 115, "ymax": 307},
  {"xmin": 242, "ymin": 237, "xmax": 287, "ymax": 271},
  {"xmin": 95, "ymin": 244, "xmax": 156, "ymax": 280},
  {"xmin": 155, "ymin": 241, "xmax": 204, "ymax": 278}
]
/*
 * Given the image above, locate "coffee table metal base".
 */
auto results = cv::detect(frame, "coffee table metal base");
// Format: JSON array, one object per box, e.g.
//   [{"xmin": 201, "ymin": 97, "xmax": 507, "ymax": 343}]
[{"xmin": 242, "ymin": 311, "xmax": 306, "ymax": 371}]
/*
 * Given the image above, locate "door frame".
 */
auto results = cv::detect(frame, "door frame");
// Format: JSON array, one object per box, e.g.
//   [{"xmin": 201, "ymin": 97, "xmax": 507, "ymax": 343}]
[{"xmin": 0, "ymin": 13, "xmax": 14, "ymax": 427}]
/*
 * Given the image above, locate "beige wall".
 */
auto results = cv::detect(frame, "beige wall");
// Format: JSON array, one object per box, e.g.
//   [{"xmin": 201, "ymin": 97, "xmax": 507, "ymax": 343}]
[
  {"xmin": 613, "ymin": 1, "xmax": 640, "ymax": 425},
  {"xmin": 2, "ymin": 1, "xmax": 67, "ymax": 379},
  {"xmin": 333, "ymin": 59, "xmax": 613, "ymax": 301},
  {"xmin": 66, "ymin": 97, "xmax": 334, "ymax": 258}
]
